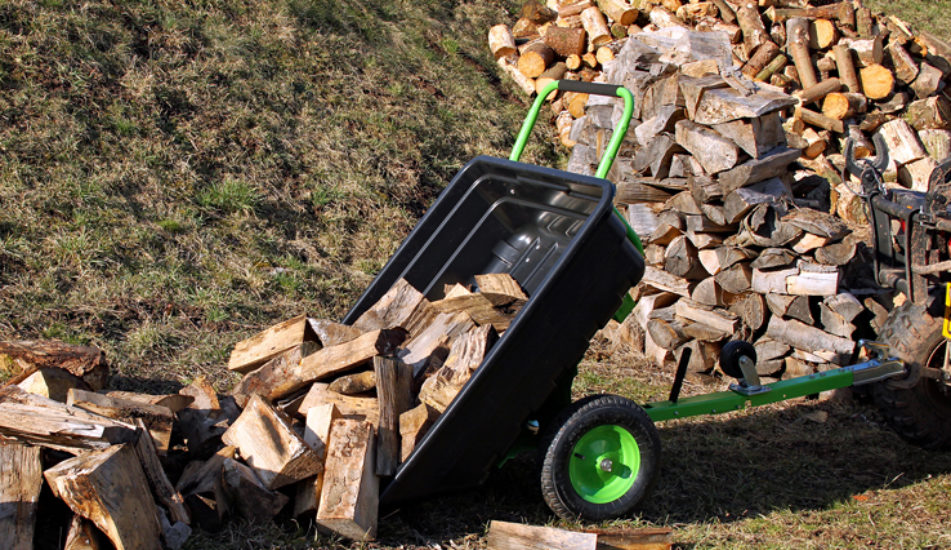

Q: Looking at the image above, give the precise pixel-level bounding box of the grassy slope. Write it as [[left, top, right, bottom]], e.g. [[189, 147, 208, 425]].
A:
[[3, 1, 951, 549]]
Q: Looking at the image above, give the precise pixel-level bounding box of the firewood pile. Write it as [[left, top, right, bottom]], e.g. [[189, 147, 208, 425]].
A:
[[490, 0, 951, 380], [0, 274, 526, 548]]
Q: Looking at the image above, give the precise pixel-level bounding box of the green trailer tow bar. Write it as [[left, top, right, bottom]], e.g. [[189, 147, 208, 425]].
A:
[[509, 79, 643, 322], [644, 341, 906, 422]]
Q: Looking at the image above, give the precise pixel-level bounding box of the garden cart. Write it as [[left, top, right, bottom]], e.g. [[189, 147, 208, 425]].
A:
[[340, 80, 938, 521]]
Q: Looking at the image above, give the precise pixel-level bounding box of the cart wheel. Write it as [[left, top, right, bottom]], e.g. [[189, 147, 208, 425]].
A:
[[719, 340, 756, 379], [540, 395, 660, 520]]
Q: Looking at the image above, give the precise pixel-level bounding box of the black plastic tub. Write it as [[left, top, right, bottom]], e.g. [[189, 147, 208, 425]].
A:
[[341, 155, 645, 506]]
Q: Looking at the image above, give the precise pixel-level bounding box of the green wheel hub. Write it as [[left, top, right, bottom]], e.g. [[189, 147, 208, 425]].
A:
[[568, 424, 640, 503]]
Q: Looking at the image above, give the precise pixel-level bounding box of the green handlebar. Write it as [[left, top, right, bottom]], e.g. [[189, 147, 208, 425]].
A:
[[508, 80, 643, 322]]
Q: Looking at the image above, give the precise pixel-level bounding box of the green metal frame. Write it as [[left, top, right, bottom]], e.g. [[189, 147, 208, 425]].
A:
[[509, 80, 643, 321]]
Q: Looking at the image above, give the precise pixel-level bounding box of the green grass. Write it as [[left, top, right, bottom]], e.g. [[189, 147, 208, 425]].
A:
[[865, 0, 951, 38], [3, 0, 951, 548]]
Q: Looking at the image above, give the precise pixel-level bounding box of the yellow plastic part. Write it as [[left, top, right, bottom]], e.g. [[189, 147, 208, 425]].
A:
[[943, 283, 951, 339]]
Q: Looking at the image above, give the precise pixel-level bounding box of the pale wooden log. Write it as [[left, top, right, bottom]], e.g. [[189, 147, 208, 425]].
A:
[[715, 262, 753, 293], [536, 62, 569, 97], [44, 444, 162, 550], [512, 17, 539, 39], [0, 340, 109, 390], [316, 419, 378, 542], [646, 318, 689, 351], [716, 246, 757, 272], [918, 31, 951, 77], [752, 247, 797, 270], [742, 41, 780, 79], [648, 6, 685, 28], [887, 42, 919, 85], [294, 403, 340, 516], [228, 314, 314, 373], [328, 370, 377, 395], [489, 25, 517, 59], [907, 97, 951, 132], [911, 62, 944, 99], [682, 322, 731, 343], [465, 272, 527, 305], [734, 0, 770, 52], [178, 378, 239, 458], [487, 520, 597, 550], [855, 5, 873, 37], [723, 177, 788, 224], [689, 82, 797, 126], [616, 180, 674, 203], [518, 39, 556, 79], [300, 383, 379, 426], [131, 420, 190, 525], [767, 315, 855, 356], [644, 327, 674, 367], [16, 367, 85, 403], [688, 175, 723, 204], [597, 0, 637, 25], [353, 279, 431, 335], [633, 106, 685, 149], [713, 112, 785, 159], [220, 458, 289, 519], [222, 395, 323, 489], [64, 515, 109, 550], [65, 390, 170, 456], [767, 3, 855, 25], [633, 292, 679, 329], [648, 223, 682, 246], [816, 53, 836, 80], [399, 403, 439, 462], [795, 78, 842, 105], [819, 303, 855, 338], [642, 265, 693, 297], [832, 43, 861, 93], [822, 92, 866, 120], [664, 235, 708, 280], [581, 6, 611, 47], [558, 0, 596, 18], [920, 129, 951, 161], [700, 203, 731, 227], [400, 311, 475, 376], [0, 386, 137, 452], [876, 119, 927, 166], [306, 319, 359, 348], [797, 127, 828, 159], [498, 56, 537, 95], [432, 292, 514, 332], [787, 18, 818, 88], [798, 106, 844, 133], [859, 64, 894, 100], [766, 293, 813, 324], [374, 357, 414, 476], [848, 37, 884, 68], [103, 391, 193, 414], [728, 292, 766, 330], [418, 324, 496, 415], [565, 54, 582, 71], [674, 120, 740, 175], [685, 214, 736, 233], [556, 110, 576, 148], [674, 300, 740, 334], [677, 3, 718, 23], [634, 134, 683, 179], [815, 235, 859, 265], [719, 146, 801, 193], [236, 330, 403, 402], [752, 267, 799, 294], [0, 440, 42, 550], [792, 232, 830, 253], [809, 19, 837, 50], [786, 268, 838, 296], [691, 277, 727, 307], [900, 156, 938, 192]]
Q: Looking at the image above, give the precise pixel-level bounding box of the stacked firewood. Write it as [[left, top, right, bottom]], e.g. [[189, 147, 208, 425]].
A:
[[491, 0, 951, 222], [0, 274, 526, 547], [490, 0, 951, 379]]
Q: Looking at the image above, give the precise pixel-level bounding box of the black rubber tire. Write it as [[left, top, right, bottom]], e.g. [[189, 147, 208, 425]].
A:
[[539, 395, 661, 520], [873, 301, 951, 450], [720, 340, 756, 380]]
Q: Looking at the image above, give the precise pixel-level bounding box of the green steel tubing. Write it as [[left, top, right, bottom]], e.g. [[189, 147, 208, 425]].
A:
[[644, 368, 857, 423]]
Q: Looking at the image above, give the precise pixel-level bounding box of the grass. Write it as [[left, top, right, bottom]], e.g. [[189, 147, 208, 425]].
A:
[[2, 0, 950, 548]]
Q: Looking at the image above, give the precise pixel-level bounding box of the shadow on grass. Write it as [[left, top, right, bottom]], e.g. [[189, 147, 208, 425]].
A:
[[378, 396, 951, 544]]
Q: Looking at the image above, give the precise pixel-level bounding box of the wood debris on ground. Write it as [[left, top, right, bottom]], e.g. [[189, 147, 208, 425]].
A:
[[486, 520, 672, 550], [0, 273, 531, 546], [492, 0, 951, 381]]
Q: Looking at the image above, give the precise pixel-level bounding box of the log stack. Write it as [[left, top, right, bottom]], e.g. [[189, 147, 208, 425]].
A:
[[491, 0, 951, 379], [0, 274, 527, 546]]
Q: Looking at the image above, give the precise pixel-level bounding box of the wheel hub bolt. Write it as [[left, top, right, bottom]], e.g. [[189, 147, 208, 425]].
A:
[[599, 458, 613, 472]]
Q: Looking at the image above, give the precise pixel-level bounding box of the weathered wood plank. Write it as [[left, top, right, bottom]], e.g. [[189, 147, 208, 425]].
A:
[[316, 419, 378, 542], [0, 440, 42, 550]]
